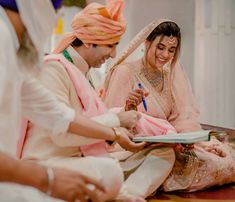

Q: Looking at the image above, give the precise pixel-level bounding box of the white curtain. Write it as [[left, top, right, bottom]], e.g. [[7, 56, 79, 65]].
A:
[[194, 0, 235, 128]]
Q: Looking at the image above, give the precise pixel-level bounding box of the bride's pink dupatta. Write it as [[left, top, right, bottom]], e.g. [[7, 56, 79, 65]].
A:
[[17, 54, 176, 158]]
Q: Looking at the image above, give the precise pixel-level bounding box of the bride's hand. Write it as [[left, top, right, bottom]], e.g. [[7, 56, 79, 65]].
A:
[[125, 89, 149, 111]]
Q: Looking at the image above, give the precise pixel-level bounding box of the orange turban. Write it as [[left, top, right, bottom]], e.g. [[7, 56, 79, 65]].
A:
[[53, 0, 126, 53]]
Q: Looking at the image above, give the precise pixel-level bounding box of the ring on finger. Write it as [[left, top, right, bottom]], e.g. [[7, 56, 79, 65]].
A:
[[86, 184, 96, 192]]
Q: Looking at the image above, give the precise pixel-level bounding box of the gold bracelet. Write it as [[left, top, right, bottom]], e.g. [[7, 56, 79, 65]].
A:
[[106, 127, 122, 146], [106, 127, 121, 146], [112, 127, 121, 141]]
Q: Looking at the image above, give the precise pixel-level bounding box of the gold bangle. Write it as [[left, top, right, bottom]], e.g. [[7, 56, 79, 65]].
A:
[[106, 127, 121, 146], [112, 127, 121, 141], [110, 127, 121, 146]]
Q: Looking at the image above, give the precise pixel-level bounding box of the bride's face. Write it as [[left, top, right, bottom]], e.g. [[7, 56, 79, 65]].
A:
[[146, 35, 178, 70]]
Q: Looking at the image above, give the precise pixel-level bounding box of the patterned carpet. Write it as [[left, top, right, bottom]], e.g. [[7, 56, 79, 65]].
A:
[[147, 184, 235, 202]]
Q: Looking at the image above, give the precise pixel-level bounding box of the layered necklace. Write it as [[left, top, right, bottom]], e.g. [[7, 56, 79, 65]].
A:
[[140, 59, 164, 91]]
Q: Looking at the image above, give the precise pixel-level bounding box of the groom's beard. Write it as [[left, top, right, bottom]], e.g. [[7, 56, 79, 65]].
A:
[[17, 32, 41, 75]]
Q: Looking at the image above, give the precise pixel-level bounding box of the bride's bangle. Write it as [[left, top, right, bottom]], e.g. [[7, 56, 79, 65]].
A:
[[46, 167, 54, 196]]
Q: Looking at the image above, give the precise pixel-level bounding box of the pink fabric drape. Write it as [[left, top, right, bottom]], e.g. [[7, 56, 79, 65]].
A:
[[53, 0, 126, 54], [168, 62, 201, 132]]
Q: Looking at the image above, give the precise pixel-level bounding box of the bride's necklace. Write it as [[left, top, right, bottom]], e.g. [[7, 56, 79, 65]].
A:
[[140, 60, 164, 90]]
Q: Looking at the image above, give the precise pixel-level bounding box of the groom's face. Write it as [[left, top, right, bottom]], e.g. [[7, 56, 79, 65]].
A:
[[88, 42, 119, 68]]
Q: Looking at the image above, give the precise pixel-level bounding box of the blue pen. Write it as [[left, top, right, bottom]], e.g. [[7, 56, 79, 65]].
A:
[[138, 83, 148, 112]]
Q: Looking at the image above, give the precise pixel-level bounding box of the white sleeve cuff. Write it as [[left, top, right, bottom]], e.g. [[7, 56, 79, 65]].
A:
[[91, 113, 120, 127]]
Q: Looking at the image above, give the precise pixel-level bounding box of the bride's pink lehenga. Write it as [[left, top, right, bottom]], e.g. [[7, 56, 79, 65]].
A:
[[163, 138, 235, 192], [103, 19, 235, 192]]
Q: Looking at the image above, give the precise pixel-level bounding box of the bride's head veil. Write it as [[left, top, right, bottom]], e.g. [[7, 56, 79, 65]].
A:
[[104, 19, 200, 130]]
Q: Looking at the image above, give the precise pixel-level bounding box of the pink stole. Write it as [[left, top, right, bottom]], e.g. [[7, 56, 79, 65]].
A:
[[17, 54, 177, 158]]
